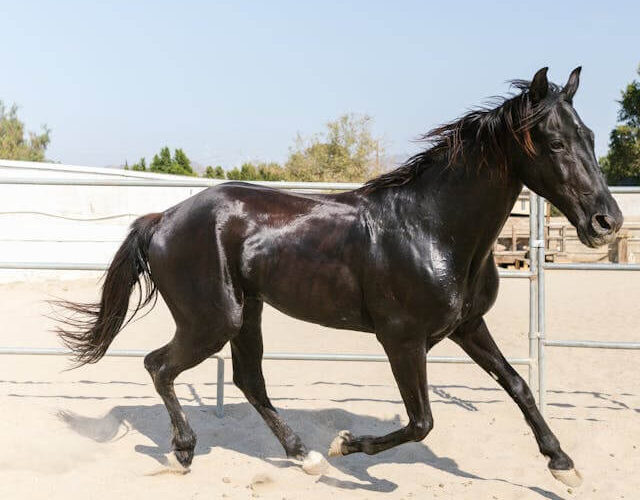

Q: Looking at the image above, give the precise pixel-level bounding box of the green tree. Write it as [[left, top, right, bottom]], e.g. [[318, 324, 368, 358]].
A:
[[150, 147, 173, 174], [225, 161, 288, 181], [226, 162, 258, 180], [148, 147, 196, 176], [204, 165, 225, 179], [226, 166, 242, 180], [256, 161, 287, 181], [285, 113, 383, 182], [600, 65, 640, 185], [0, 101, 50, 161], [173, 148, 193, 175], [239, 162, 258, 180], [130, 157, 147, 171]]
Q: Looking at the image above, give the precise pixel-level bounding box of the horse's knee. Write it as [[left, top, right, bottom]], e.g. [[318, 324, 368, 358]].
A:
[[411, 417, 434, 442], [510, 376, 525, 395], [509, 376, 536, 407]]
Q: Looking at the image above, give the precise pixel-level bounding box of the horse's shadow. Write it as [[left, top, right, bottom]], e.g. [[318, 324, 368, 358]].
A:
[[58, 402, 563, 499]]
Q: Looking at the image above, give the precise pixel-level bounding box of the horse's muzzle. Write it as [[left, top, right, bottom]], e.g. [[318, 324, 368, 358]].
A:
[[578, 211, 624, 248]]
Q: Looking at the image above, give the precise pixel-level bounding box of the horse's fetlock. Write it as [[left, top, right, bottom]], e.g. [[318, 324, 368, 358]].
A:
[[548, 452, 574, 471], [411, 418, 433, 441], [173, 432, 196, 452], [539, 434, 561, 456], [284, 435, 306, 459], [362, 440, 375, 455]]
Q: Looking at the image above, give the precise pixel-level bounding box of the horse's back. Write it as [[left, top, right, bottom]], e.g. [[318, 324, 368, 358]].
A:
[[226, 184, 372, 330], [148, 182, 374, 332]]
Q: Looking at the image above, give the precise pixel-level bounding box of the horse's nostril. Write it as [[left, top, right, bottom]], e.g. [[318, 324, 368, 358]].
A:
[[591, 213, 614, 235], [596, 214, 612, 231]]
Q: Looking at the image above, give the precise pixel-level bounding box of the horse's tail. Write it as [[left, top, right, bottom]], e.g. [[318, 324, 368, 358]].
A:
[[56, 213, 162, 367]]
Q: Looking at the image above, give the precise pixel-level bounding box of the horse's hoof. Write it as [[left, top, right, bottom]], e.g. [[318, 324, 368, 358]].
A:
[[550, 467, 583, 487], [174, 449, 194, 469], [152, 452, 190, 475], [328, 430, 352, 457], [146, 455, 190, 476], [301, 450, 328, 475]]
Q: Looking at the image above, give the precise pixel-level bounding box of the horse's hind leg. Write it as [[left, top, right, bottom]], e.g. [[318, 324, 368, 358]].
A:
[[144, 332, 226, 468], [451, 318, 582, 487], [231, 298, 328, 474]]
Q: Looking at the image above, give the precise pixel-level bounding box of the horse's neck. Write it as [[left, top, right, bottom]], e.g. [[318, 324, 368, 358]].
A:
[[394, 161, 523, 260]]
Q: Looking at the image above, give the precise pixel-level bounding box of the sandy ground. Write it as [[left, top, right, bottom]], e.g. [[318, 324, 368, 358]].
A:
[[0, 272, 639, 499]]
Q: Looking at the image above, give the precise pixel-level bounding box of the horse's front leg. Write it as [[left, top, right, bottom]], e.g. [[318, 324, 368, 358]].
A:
[[451, 317, 582, 487], [328, 336, 433, 457]]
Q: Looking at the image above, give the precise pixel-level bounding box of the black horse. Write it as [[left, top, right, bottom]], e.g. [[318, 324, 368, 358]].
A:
[[58, 67, 622, 486]]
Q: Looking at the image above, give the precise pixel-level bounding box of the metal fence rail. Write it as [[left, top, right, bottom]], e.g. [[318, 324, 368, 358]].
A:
[[0, 346, 225, 418], [0, 175, 363, 190], [0, 261, 536, 278], [542, 340, 640, 349], [1, 161, 638, 417], [0, 345, 531, 420], [535, 190, 640, 416], [0, 165, 537, 417], [544, 262, 640, 271]]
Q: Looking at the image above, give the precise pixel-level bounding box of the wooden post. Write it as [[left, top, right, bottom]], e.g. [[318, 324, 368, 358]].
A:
[[545, 225, 550, 255], [617, 233, 629, 264]]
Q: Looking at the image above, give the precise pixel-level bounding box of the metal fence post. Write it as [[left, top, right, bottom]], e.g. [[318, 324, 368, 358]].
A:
[[528, 193, 538, 393], [537, 196, 547, 415], [216, 356, 225, 418]]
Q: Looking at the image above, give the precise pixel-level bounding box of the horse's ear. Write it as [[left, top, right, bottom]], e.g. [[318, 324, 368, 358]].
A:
[[530, 67, 549, 104], [562, 66, 581, 103]]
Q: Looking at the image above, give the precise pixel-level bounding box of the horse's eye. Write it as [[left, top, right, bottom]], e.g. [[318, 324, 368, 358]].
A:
[[550, 140, 564, 151]]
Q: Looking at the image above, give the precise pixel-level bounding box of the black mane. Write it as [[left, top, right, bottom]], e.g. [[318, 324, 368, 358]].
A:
[[362, 80, 563, 192]]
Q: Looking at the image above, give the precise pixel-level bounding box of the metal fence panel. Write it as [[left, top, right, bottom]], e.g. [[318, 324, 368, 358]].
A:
[[2, 162, 637, 417], [535, 196, 640, 416]]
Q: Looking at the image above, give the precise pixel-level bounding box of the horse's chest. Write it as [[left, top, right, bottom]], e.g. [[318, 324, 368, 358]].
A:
[[365, 247, 499, 334], [459, 261, 501, 320]]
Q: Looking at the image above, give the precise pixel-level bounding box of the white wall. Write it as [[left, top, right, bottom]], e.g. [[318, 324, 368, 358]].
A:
[[2, 160, 639, 283], [611, 193, 640, 219], [0, 162, 207, 282]]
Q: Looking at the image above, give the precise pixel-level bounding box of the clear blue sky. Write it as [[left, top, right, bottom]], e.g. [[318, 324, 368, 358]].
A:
[[1, 1, 639, 169]]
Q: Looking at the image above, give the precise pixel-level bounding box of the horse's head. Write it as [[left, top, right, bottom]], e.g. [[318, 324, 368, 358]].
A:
[[514, 67, 623, 248]]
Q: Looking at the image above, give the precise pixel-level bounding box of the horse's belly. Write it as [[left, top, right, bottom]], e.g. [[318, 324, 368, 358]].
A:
[[249, 256, 372, 332], [264, 294, 373, 332]]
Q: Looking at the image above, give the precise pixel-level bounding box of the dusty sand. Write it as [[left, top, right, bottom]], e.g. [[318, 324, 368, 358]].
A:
[[0, 272, 639, 499]]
